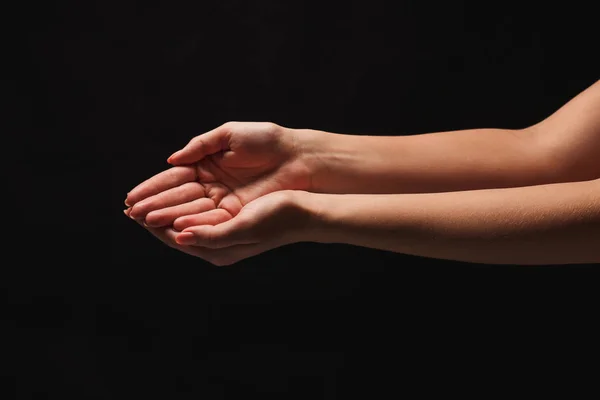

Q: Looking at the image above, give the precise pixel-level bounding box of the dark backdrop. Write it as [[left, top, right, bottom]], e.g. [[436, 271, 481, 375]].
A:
[[4, 0, 600, 398]]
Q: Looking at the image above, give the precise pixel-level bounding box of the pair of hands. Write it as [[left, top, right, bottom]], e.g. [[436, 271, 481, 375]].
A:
[[124, 122, 319, 266]]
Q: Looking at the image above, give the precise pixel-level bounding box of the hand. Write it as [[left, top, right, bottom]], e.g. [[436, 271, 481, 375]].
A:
[[125, 121, 314, 226], [125, 190, 315, 266]]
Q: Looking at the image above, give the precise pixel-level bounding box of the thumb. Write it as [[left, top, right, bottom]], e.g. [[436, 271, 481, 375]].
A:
[[175, 217, 255, 248], [167, 124, 230, 165]]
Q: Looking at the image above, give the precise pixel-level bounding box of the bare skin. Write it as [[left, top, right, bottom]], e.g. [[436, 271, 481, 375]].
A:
[[125, 79, 600, 266], [126, 122, 311, 228]]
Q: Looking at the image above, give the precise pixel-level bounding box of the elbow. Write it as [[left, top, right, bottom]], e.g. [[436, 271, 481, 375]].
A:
[[526, 123, 600, 184]]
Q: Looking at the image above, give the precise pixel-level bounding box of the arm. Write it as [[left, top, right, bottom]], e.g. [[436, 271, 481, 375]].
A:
[[300, 79, 600, 194], [303, 178, 600, 265]]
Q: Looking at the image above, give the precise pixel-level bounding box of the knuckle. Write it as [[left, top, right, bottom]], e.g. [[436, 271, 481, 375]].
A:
[[172, 218, 187, 231], [222, 121, 238, 130], [260, 121, 281, 134], [189, 135, 204, 146], [174, 166, 197, 182], [264, 121, 279, 131]]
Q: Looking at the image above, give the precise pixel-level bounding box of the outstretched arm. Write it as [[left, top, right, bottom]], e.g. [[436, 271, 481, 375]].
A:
[[299, 79, 600, 194], [302, 177, 600, 265], [132, 178, 600, 266]]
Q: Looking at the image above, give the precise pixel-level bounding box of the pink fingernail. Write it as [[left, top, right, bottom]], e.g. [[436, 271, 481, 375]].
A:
[[167, 152, 179, 163], [176, 232, 195, 245]]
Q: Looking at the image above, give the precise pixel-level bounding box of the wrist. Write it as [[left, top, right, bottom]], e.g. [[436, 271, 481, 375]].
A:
[[290, 190, 335, 243], [291, 128, 340, 193]]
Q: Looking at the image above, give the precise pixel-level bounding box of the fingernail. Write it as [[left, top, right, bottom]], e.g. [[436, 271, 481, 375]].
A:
[[124, 198, 131, 206], [176, 232, 195, 245], [123, 208, 131, 217]]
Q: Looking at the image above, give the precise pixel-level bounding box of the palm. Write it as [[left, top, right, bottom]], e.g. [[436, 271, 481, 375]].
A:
[[126, 122, 310, 228], [197, 137, 307, 215]]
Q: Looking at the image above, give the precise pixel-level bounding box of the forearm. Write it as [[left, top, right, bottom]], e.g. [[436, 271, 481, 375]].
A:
[[301, 179, 600, 265], [299, 126, 556, 194], [299, 80, 600, 195]]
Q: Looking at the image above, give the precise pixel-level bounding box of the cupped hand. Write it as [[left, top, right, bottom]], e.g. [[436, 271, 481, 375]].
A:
[[125, 190, 315, 266], [125, 121, 314, 226]]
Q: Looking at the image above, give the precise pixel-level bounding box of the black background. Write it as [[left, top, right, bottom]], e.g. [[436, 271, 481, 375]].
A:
[[4, 0, 600, 398]]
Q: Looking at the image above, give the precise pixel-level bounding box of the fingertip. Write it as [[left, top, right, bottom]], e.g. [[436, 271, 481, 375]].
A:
[[167, 151, 181, 164], [181, 226, 200, 234], [176, 232, 196, 245], [125, 191, 139, 206], [172, 217, 186, 231], [128, 206, 143, 220], [145, 212, 166, 228], [123, 208, 131, 217]]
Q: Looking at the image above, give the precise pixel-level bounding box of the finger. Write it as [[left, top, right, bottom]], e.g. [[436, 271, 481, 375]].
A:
[[176, 217, 255, 248], [146, 225, 267, 266], [126, 166, 197, 206], [139, 218, 235, 262], [144, 198, 216, 227], [135, 219, 205, 258], [129, 182, 206, 220], [129, 208, 275, 266], [167, 124, 230, 165], [173, 208, 232, 231], [128, 211, 199, 257]]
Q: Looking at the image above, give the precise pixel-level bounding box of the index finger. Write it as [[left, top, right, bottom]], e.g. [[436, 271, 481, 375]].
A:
[[126, 165, 197, 206]]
